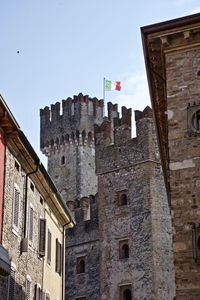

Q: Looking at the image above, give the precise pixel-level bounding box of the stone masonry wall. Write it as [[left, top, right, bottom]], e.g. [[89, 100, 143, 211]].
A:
[[65, 194, 100, 300], [40, 94, 103, 203], [1, 147, 44, 299], [95, 107, 175, 300], [166, 46, 200, 299]]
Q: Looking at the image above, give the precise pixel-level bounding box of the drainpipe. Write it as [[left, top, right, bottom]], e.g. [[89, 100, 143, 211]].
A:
[[62, 217, 72, 300], [21, 161, 40, 253]]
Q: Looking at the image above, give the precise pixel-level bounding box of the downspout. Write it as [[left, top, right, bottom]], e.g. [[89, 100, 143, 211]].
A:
[[21, 160, 40, 252], [62, 217, 72, 300]]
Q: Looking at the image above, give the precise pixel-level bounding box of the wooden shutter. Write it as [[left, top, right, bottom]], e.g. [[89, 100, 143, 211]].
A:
[[55, 239, 62, 275], [13, 186, 20, 228], [26, 279, 31, 300], [39, 219, 46, 257], [8, 269, 16, 300], [29, 206, 34, 243], [34, 284, 42, 300], [47, 229, 52, 264]]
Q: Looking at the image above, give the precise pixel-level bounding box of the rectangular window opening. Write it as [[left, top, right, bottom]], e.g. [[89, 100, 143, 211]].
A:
[[13, 185, 20, 231], [47, 229, 52, 265]]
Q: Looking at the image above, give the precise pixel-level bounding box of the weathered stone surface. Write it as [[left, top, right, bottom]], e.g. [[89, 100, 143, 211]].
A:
[[96, 110, 175, 300], [42, 96, 175, 299]]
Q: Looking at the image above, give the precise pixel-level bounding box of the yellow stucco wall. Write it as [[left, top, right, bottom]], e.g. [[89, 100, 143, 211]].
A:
[[43, 204, 63, 300]]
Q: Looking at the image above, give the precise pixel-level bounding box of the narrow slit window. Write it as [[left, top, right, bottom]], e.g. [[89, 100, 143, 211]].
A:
[[77, 257, 85, 274], [119, 240, 129, 259], [61, 156, 65, 165]]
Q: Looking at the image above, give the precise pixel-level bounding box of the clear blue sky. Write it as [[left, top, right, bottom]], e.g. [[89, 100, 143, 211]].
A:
[[1, 0, 200, 164]]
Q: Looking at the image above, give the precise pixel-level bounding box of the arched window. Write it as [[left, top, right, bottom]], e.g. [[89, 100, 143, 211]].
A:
[[119, 240, 129, 259], [50, 139, 54, 147], [56, 137, 59, 145], [60, 135, 64, 145], [123, 289, 132, 300], [71, 132, 75, 143], [117, 190, 128, 206], [192, 109, 200, 131], [88, 132, 92, 146], [61, 156, 65, 165], [77, 257, 85, 274], [65, 134, 70, 144], [122, 244, 129, 258]]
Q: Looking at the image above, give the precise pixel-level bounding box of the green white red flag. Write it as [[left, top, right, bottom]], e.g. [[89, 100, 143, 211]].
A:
[[105, 79, 121, 91]]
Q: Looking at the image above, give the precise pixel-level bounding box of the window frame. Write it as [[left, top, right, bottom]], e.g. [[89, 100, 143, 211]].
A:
[[119, 284, 132, 300], [12, 183, 20, 233], [28, 203, 34, 247], [76, 256, 86, 274], [38, 218, 46, 257], [116, 190, 128, 207], [119, 239, 130, 259], [55, 238, 62, 276], [47, 229, 52, 265]]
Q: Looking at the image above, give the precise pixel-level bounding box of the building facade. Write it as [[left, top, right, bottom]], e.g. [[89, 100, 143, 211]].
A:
[[142, 12, 200, 300], [0, 95, 74, 300], [40, 95, 175, 300]]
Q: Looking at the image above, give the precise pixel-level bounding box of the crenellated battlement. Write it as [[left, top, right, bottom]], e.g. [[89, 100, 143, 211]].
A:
[[95, 106, 158, 175], [66, 194, 99, 236], [40, 93, 104, 155], [94, 105, 132, 146], [40, 93, 104, 125]]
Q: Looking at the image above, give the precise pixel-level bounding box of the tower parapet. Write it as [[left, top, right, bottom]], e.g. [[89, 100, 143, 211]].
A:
[[95, 106, 156, 175], [40, 93, 104, 155]]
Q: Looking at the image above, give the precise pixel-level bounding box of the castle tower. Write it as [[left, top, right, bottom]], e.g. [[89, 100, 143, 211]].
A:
[[40, 93, 104, 203], [95, 106, 175, 300]]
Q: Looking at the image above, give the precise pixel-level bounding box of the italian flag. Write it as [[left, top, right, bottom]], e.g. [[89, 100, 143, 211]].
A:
[[105, 79, 121, 91]]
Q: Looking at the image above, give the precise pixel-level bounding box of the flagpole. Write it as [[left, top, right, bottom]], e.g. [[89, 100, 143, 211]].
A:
[[103, 77, 106, 101]]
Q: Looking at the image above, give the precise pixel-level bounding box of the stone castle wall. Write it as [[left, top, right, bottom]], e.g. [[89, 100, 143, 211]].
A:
[[65, 194, 100, 300], [41, 94, 174, 300], [40, 93, 104, 202], [95, 106, 175, 300]]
